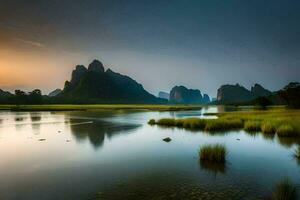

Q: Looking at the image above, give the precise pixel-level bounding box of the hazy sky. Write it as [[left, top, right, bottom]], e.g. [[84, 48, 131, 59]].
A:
[[0, 0, 299, 97]]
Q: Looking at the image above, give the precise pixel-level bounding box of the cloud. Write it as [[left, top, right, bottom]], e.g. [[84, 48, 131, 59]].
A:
[[13, 38, 45, 48]]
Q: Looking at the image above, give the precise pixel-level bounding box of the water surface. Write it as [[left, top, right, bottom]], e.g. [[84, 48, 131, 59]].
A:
[[0, 107, 299, 200]]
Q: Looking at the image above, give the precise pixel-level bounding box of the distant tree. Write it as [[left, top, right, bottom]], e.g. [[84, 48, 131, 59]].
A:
[[254, 96, 272, 109], [28, 89, 42, 104], [14, 90, 27, 104], [279, 82, 300, 108]]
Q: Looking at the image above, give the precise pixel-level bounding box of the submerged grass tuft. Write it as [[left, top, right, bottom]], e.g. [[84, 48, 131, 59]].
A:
[[199, 144, 227, 163], [273, 178, 297, 200]]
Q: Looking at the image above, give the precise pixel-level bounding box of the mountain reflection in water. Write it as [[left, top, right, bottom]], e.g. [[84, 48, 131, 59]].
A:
[[69, 119, 140, 148]]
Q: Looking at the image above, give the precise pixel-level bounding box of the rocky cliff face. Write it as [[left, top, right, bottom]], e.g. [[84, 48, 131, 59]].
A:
[[48, 89, 62, 97], [251, 84, 272, 97], [169, 86, 209, 104], [59, 59, 166, 103], [202, 94, 210, 103], [217, 83, 272, 103]]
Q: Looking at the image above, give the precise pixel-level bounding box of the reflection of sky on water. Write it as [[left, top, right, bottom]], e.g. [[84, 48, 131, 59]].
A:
[[0, 108, 299, 200]]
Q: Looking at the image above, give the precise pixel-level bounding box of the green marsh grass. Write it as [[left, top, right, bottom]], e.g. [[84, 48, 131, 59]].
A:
[[261, 122, 277, 134], [151, 108, 300, 138], [204, 119, 243, 132], [244, 120, 261, 132], [199, 144, 227, 163], [277, 124, 297, 137], [156, 118, 176, 126], [273, 178, 297, 200], [179, 118, 206, 129], [148, 119, 156, 125]]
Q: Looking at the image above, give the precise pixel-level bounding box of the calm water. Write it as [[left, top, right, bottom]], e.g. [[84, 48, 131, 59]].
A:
[[0, 106, 299, 200]]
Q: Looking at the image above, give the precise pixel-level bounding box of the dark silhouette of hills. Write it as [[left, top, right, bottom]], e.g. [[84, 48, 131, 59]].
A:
[[0, 89, 13, 98], [251, 84, 272, 97], [57, 60, 166, 103], [169, 86, 210, 104], [48, 89, 62, 97], [203, 94, 211, 103], [215, 82, 300, 108], [216, 83, 272, 103], [0, 58, 298, 107]]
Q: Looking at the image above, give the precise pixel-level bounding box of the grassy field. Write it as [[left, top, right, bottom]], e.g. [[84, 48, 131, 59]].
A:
[[0, 104, 203, 111], [149, 108, 300, 137]]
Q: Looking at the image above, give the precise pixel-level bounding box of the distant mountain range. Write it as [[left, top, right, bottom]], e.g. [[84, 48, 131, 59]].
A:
[[216, 83, 272, 103], [0, 59, 298, 107], [169, 86, 210, 104], [56, 60, 166, 103], [215, 82, 300, 108]]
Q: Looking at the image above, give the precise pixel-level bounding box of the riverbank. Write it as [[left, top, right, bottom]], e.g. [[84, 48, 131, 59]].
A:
[[0, 104, 203, 111]]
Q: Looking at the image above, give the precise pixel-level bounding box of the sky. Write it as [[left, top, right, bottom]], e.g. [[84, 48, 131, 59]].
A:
[[0, 0, 299, 97]]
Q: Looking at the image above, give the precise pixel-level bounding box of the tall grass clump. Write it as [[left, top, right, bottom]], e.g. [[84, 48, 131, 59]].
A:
[[277, 124, 298, 137], [156, 118, 176, 126], [199, 144, 227, 163], [148, 119, 156, 125], [273, 178, 297, 200], [154, 118, 207, 130], [261, 122, 277, 134], [244, 120, 261, 132], [182, 118, 206, 130], [204, 119, 243, 132]]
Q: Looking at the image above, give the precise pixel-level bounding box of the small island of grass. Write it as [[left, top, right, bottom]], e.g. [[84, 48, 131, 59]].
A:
[[149, 108, 300, 137], [199, 144, 227, 163]]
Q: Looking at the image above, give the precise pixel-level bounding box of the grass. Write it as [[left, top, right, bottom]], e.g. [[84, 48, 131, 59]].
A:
[[204, 119, 243, 131], [273, 178, 297, 200], [156, 118, 176, 126], [261, 122, 277, 134], [0, 104, 202, 112], [148, 119, 156, 125], [244, 120, 261, 132], [277, 124, 297, 137], [199, 144, 227, 163], [150, 108, 300, 137], [151, 118, 243, 131]]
